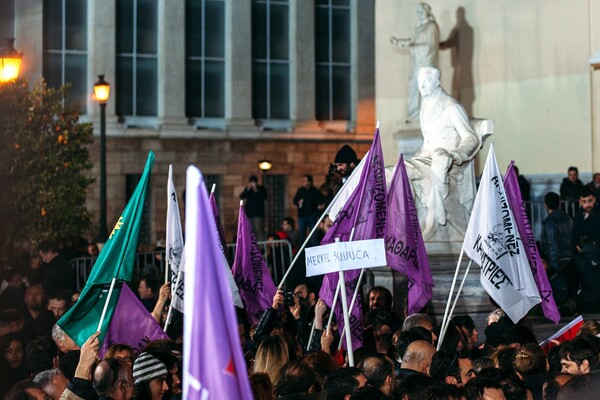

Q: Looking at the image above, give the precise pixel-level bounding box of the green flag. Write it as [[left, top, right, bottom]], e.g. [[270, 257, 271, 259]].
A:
[[57, 152, 155, 346]]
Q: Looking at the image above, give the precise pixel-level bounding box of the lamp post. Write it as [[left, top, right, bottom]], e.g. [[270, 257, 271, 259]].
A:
[[0, 38, 23, 82], [94, 75, 110, 242], [258, 159, 273, 184]]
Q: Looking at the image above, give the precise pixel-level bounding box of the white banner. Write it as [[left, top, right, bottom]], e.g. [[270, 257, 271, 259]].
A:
[[305, 239, 387, 277]]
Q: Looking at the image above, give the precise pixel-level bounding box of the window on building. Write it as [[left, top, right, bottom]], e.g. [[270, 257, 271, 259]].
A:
[[116, 0, 158, 120], [185, 0, 226, 125], [252, 0, 290, 124], [126, 174, 152, 246], [43, 0, 88, 113], [263, 174, 286, 235], [315, 0, 351, 121]]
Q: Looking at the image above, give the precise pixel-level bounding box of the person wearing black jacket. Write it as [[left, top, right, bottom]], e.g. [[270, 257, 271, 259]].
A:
[[566, 233, 600, 313]]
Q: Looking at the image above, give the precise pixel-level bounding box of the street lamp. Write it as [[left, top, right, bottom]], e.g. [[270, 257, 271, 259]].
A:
[[258, 160, 273, 173], [0, 38, 23, 82], [94, 75, 110, 242]]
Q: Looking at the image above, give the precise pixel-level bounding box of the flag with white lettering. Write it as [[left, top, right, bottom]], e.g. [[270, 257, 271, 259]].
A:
[[319, 128, 387, 350], [386, 154, 434, 314], [183, 166, 253, 400], [504, 162, 560, 324], [232, 204, 277, 324], [166, 165, 185, 312], [463, 144, 541, 323]]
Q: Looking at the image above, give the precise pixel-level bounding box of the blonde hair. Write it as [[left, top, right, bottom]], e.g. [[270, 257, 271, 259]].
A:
[[253, 335, 289, 386], [579, 320, 600, 337]]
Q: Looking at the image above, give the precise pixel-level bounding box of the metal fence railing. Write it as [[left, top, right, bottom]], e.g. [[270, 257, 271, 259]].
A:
[[524, 200, 579, 239], [71, 239, 294, 291]]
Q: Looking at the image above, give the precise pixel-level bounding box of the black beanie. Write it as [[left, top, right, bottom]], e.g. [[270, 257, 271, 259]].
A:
[[334, 145, 358, 164], [484, 316, 514, 347]]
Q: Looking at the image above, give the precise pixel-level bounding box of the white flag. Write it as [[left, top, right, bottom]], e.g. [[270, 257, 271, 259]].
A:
[[166, 165, 185, 312], [463, 144, 541, 323]]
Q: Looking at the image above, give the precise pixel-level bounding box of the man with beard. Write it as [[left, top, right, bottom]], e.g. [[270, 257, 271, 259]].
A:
[[571, 187, 600, 250], [23, 285, 55, 338]]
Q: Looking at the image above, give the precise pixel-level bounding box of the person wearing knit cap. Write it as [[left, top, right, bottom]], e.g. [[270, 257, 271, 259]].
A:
[[330, 144, 359, 193], [133, 352, 169, 400]]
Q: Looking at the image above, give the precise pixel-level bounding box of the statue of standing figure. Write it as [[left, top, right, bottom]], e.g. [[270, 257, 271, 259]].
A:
[[397, 66, 493, 242], [390, 2, 440, 123]]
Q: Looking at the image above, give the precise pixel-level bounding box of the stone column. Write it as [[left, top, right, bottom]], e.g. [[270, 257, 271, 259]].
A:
[[225, 0, 254, 131], [351, 0, 375, 134], [158, 0, 187, 129], [14, 0, 43, 83]]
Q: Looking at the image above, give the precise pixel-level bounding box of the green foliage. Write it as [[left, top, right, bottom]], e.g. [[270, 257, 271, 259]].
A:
[[0, 79, 94, 252]]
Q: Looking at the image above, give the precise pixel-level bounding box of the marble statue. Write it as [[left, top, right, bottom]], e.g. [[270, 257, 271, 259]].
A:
[[390, 2, 440, 123], [398, 66, 493, 242]]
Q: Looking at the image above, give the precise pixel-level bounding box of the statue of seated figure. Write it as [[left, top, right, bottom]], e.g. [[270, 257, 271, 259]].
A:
[[397, 66, 493, 241]]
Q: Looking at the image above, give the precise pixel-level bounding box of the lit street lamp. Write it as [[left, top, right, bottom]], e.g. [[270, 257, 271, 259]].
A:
[[94, 75, 110, 242], [0, 38, 22, 82]]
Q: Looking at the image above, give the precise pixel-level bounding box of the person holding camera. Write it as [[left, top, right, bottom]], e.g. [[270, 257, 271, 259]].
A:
[[240, 175, 268, 241]]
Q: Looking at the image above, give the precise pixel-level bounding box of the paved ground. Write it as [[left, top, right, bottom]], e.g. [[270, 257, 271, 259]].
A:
[[370, 254, 594, 345]]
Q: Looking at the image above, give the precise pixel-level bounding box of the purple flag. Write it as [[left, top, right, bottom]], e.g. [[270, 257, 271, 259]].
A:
[[232, 204, 277, 325], [183, 166, 253, 400], [386, 155, 434, 315], [318, 128, 387, 350], [210, 192, 234, 267], [99, 283, 169, 358], [503, 162, 560, 323]]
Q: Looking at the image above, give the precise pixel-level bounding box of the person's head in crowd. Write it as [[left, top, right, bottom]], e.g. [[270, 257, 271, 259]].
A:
[[485, 316, 514, 353], [254, 334, 290, 386], [318, 215, 333, 235], [498, 376, 530, 400], [559, 335, 600, 375], [275, 360, 322, 398], [70, 291, 80, 306], [436, 320, 467, 354], [293, 283, 317, 309], [513, 343, 547, 379], [47, 292, 70, 320], [323, 367, 367, 400], [394, 373, 437, 400], [38, 241, 60, 264], [566, 166, 580, 183], [492, 347, 517, 377], [578, 187, 596, 214], [358, 353, 396, 397], [133, 352, 169, 400], [146, 350, 182, 397], [33, 369, 69, 400], [395, 327, 433, 362], [282, 217, 296, 234], [0, 309, 25, 337], [4, 380, 51, 400], [419, 383, 464, 400], [368, 286, 393, 311], [87, 242, 100, 257], [544, 191, 561, 212], [1, 332, 25, 369], [138, 276, 159, 301], [58, 350, 80, 382], [51, 324, 78, 354], [463, 377, 506, 400], [556, 374, 599, 400], [486, 309, 506, 325], [452, 315, 478, 350], [403, 313, 437, 343], [25, 336, 59, 377], [430, 350, 475, 387], [472, 357, 495, 375], [475, 367, 504, 381], [25, 285, 47, 314], [250, 373, 274, 400], [503, 325, 537, 348], [104, 343, 135, 369], [302, 351, 340, 389], [401, 340, 437, 376], [94, 358, 134, 400], [364, 308, 394, 354], [4, 267, 25, 290], [280, 330, 303, 361], [352, 345, 377, 366], [333, 145, 359, 179], [547, 344, 564, 375], [579, 320, 600, 337], [543, 373, 573, 400]]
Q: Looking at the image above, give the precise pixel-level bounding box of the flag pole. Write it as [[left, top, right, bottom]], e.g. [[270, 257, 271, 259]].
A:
[[164, 269, 182, 331], [437, 248, 466, 351], [325, 281, 341, 330], [438, 259, 473, 347], [338, 269, 354, 366], [337, 268, 365, 351], [97, 277, 118, 331]]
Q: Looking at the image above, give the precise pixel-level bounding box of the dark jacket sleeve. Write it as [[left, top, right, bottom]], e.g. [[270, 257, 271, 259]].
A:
[[253, 307, 278, 345]]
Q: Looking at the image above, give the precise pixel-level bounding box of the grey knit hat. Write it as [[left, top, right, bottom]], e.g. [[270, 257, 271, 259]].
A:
[[132, 352, 168, 384]]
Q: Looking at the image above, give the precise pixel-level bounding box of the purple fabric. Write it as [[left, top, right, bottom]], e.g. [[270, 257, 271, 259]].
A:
[[183, 166, 253, 400], [318, 129, 386, 350], [232, 204, 277, 325], [99, 284, 169, 358], [503, 162, 560, 323], [386, 155, 434, 314], [210, 192, 234, 267]]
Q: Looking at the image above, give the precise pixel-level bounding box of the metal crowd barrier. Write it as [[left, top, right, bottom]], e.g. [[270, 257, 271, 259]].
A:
[[524, 200, 579, 239], [71, 240, 293, 291]]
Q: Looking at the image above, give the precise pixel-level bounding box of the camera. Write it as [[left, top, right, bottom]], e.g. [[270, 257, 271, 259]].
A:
[[284, 290, 296, 307], [328, 163, 338, 177]]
